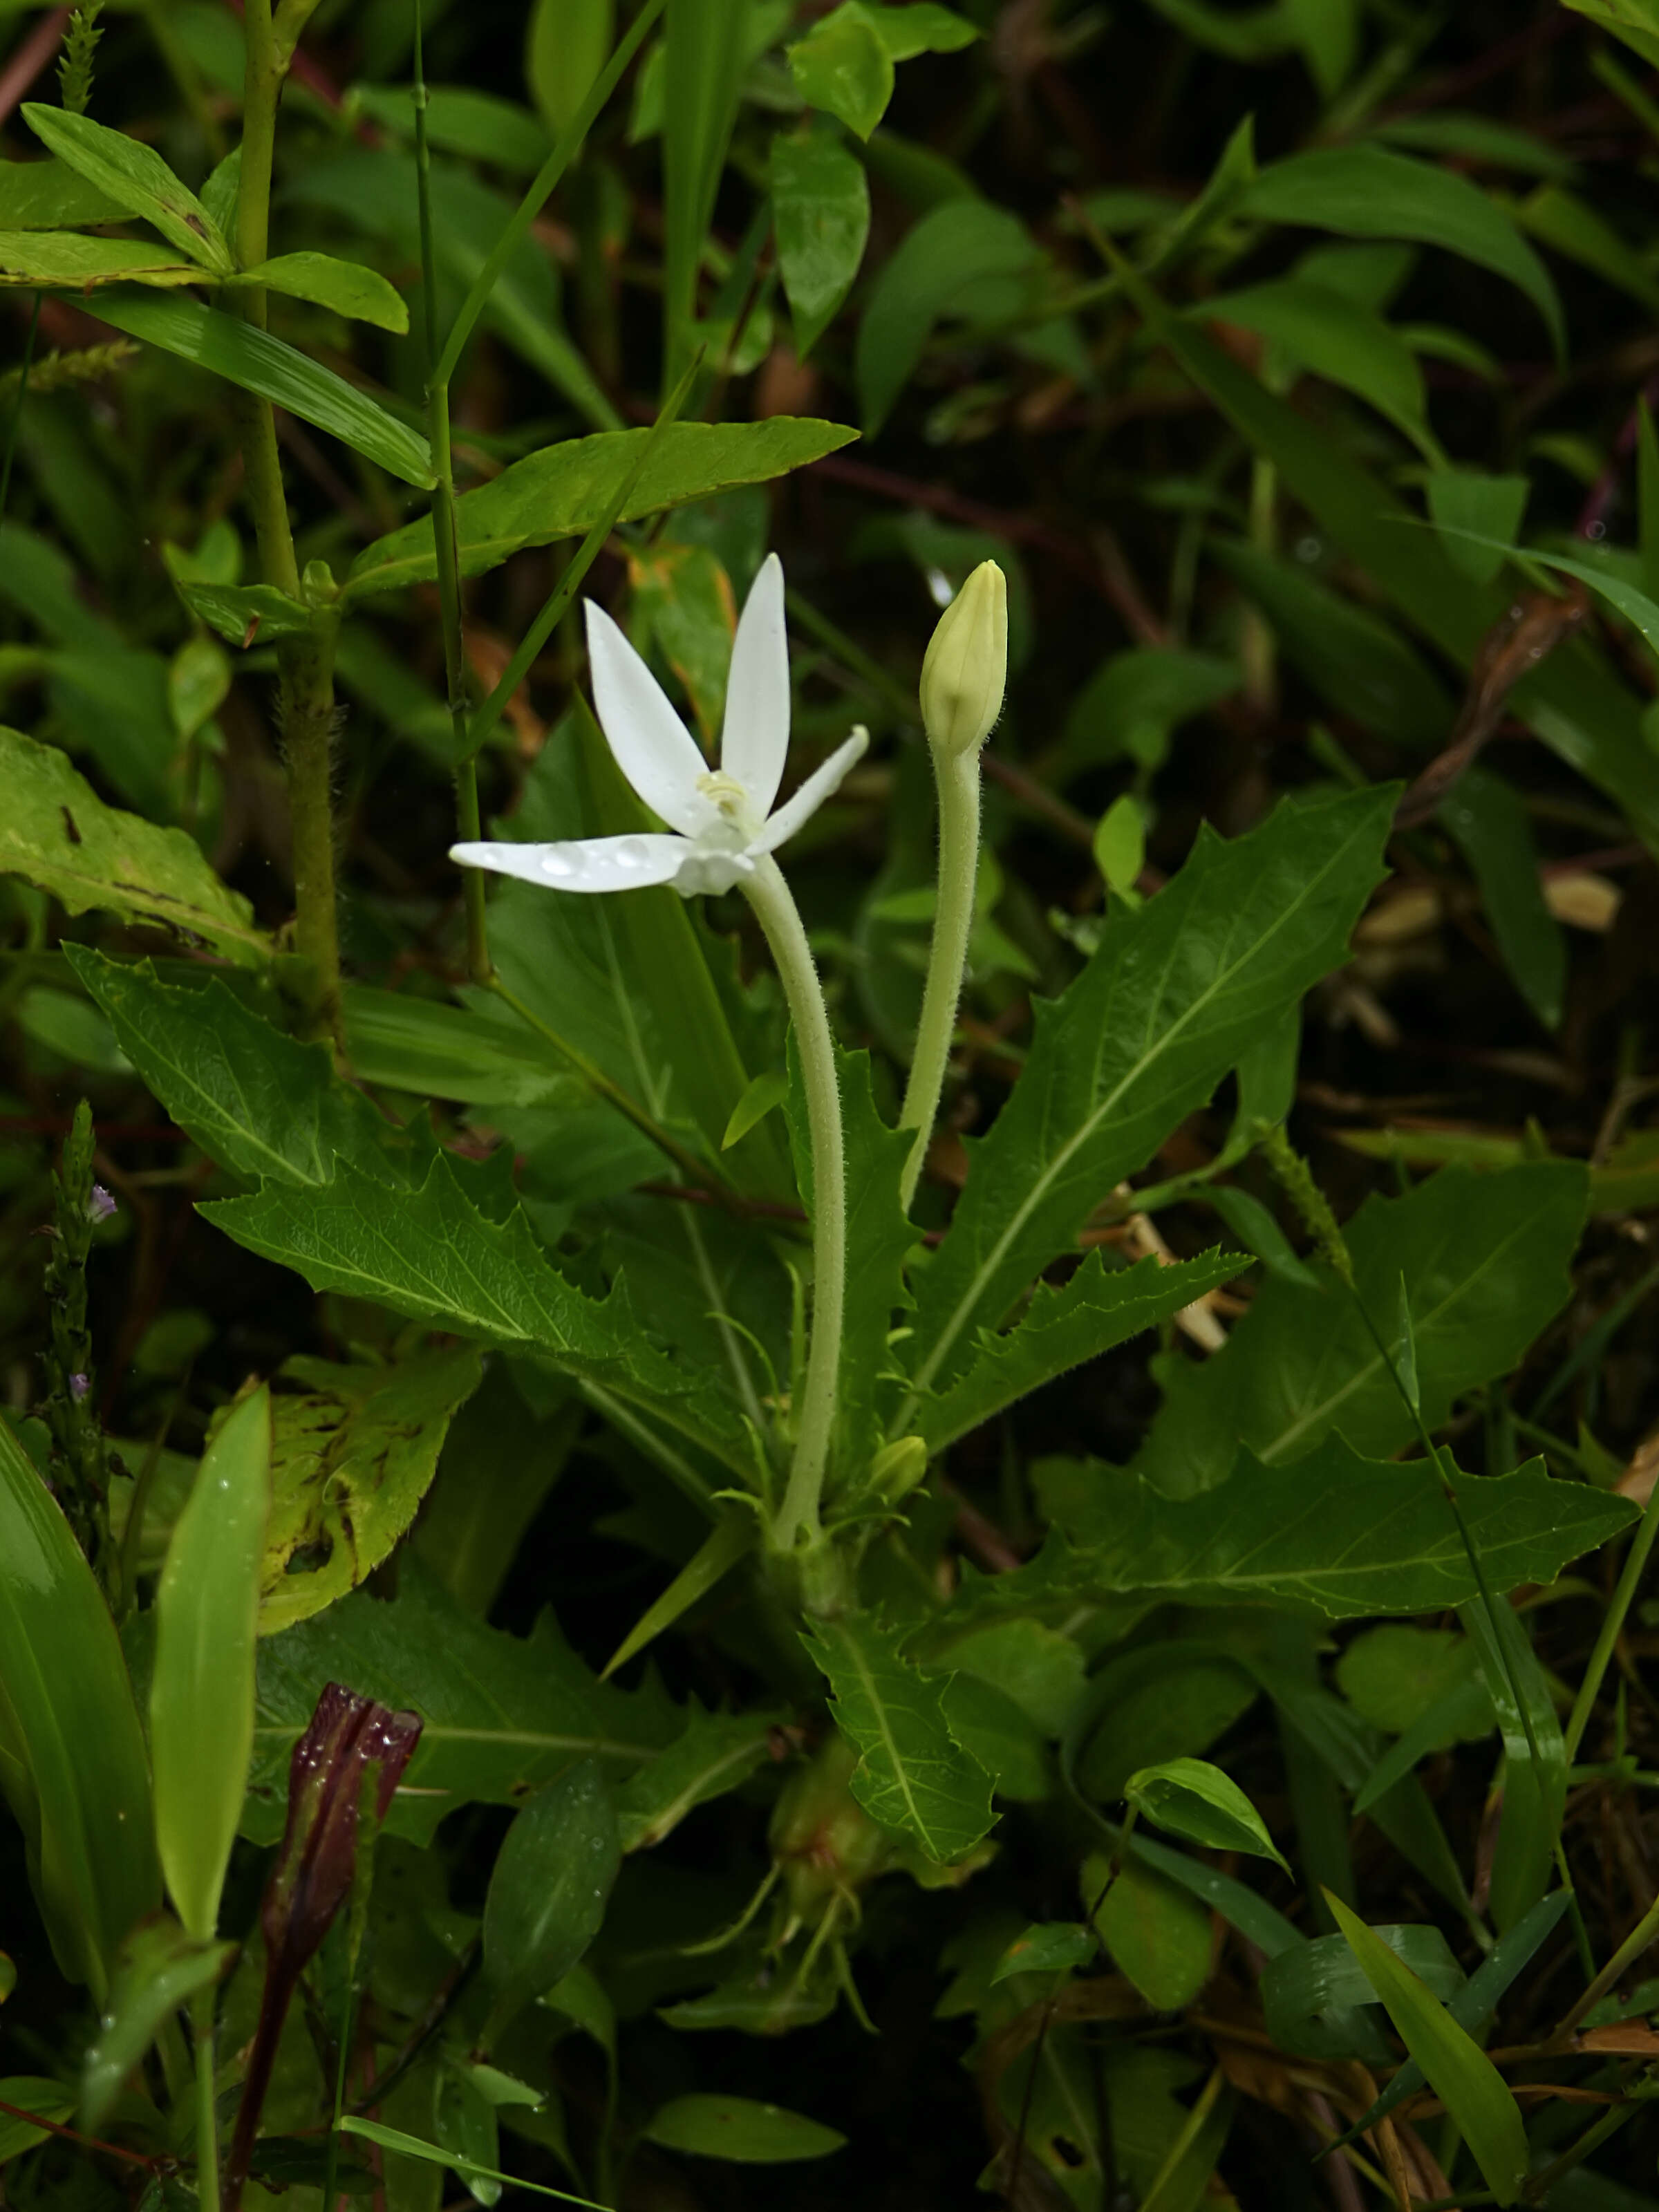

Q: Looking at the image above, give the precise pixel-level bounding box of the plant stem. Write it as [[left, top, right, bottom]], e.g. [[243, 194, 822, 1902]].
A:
[[744, 854, 845, 1558], [233, 0, 341, 1038], [1564, 1471, 1659, 1764], [193, 1989, 220, 2212], [898, 742, 980, 1211]]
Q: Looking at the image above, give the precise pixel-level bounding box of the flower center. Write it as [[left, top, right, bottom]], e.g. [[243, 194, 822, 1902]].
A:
[[695, 769, 760, 844]]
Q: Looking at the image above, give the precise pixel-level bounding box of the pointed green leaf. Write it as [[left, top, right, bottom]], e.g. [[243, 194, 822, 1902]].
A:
[[855, 198, 1035, 433], [0, 2081, 74, 2165], [346, 418, 855, 597], [338, 2119, 604, 2209], [601, 1515, 753, 1678], [482, 1761, 619, 2023], [1326, 1893, 1528, 2204], [902, 784, 1394, 1412], [771, 122, 871, 357], [1461, 1597, 1566, 1933], [1125, 1756, 1290, 1871], [151, 1388, 270, 1941], [1195, 277, 1428, 444], [615, 1705, 785, 1852], [229, 250, 410, 332], [1438, 767, 1566, 1031], [1138, 1163, 1586, 1497], [174, 577, 316, 644], [0, 730, 267, 966], [915, 1248, 1243, 1454], [991, 1922, 1095, 1983], [643, 2094, 847, 2164], [22, 104, 232, 272], [0, 1419, 160, 1999], [80, 1916, 234, 2131], [1426, 469, 1530, 585], [0, 231, 200, 287], [722, 1068, 789, 1150], [84, 288, 433, 486], [788, 7, 894, 138], [0, 156, 133, 229], [803, 1615, 994, 1864]]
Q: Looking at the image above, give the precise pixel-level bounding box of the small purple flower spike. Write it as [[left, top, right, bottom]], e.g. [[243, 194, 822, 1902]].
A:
[[87, 1185, 115, 1224], [69, 1373, 90, 1402]]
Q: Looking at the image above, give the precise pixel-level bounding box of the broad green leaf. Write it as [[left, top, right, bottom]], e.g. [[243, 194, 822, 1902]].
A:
[[1518, 182, 1659, 312], [626, 536, 735, 740], [855, 198, 1036, 433], [339, 2119, 604, 2209], [229, 250, 410, 332], [642, 2094, 847, 2164], [526, 0, 612, 133], [771, 121, 871, 357], [0, 156, 133, 228], [0, 231, 200, 287], [1337, 1627, 1483, 1740], [202, 1156, 751, 1471], [66, 950, 401, 1188], [1069, 1640, 1258, 1806], [151, 1389, 270, 1942], [482, 1761, 620, 2025], [1124, 1756, 1289, 1871], [1104, 247, 1659, 842], [1138, 1163, 1586, 1497], [249, 1557, 669, 1847], [86, 288, 433, 487], [914, 1249, 1243, 1456], [922, 1618, 1087, 1736], [351, 83, 552, 173], [1089, 1855, 1212, 2012], [601, 1515, 753, 1678], [344, 418, 857, 598], [22, 105, 232, 272], [1439, 767, 1566, 1031], [1055, 643, 1239, 777], [1094, 794, 1146, 899], [174, 578, 316, 645], [788, 6, 893, 138], [1239, 144, 1563, 357], [1373, 113, 1575, 180], [0, 1417, 160, 2000], [80, 1916, 233, 2130], [859, 2, 980, 59], [615, 1705, 785, 1851], [901, 785, 1394, 1411], [344, 984, 577, 1109], [1426, 469, 1530, 585], [0, 731, 266, 966], [0, 2081, 74, 2165], [257, 1351, 483, 1633], [992, 1922, 1094, 1983], [1262, 1920, 1464, 2061], [803, 1616, 995, 1864], [1197, 277, 1429, 446], [1327, 1894, 1528, 2204], [1006, 1442, 1633, 1619], [1563, 0, 1659, 65]]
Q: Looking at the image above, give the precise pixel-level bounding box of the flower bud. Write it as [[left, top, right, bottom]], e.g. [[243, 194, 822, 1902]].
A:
[[919, 560, 1007, 758]]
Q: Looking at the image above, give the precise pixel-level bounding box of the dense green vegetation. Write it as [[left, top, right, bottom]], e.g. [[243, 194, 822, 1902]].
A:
[[4, 1, 1659, 2206]]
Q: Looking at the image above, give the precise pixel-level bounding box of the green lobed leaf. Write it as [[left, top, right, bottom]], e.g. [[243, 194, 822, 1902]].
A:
[[996, 1441, 1633, 1620], [67, 950, 402, 1187], [900, 784, 1395, 1412], [482, 1761, 620, 2025], [22, 104, 232, 272], [915, 1248, 1244, 1456], [257, 1350, 484, 1633], [642, 2094, 847, 2164], [1238, 143, 1563, 357], [150, 1389, 271, 1942], [85, 288, 433, 487], [203, 1153, 751, 1471], [0, 731, 266, 966], [344, 418, 857, 598], [803, 1615, 995, 1864], [1327, 1893, 1528, 2204], [248, 1557, 670, 1848], [1138, 1163, 1586, 1497], [0, 230, 200, 288], [771, 122, 872, 357], [0, 1418, 160, 2000], [80, 1916, 234, 2131], [1124, 1756, 1290, 1871], [229, 250, 410, 332]]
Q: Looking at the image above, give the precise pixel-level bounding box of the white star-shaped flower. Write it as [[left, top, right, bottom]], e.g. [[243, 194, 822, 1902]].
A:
[[451, 553, 867, 900]]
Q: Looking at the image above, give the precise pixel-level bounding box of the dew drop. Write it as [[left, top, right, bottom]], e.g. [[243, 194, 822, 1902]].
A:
[[540, 850, 576, 881]]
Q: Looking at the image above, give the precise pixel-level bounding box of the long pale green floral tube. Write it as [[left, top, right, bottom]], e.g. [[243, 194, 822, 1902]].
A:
[[898, 743, 981, 1211], [897, 561, 1006, 1212], [744, 853, 846, 1557]]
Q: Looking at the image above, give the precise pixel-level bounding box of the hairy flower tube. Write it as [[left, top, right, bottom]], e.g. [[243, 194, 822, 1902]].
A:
[[451, 552, 867, 897]]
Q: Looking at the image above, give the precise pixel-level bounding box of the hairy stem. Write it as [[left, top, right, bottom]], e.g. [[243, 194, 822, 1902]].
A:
[[897, 742, 980, 1211], [234, 0, 341, 1036], [744, 855, 845, 1557]]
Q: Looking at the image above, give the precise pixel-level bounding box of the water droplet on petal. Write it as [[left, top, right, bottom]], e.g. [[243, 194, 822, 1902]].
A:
[[541, 850, 576, 881]]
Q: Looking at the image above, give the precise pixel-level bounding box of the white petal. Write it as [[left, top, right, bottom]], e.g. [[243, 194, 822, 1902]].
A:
[[451, 834, 691, 894], [719, 552, 789, 818], [584, 599, 709, 834], [754, 725, 869, 856]]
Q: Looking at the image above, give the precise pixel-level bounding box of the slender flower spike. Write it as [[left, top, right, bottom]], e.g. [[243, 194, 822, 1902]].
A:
[[919, 559, 1007, 758], [451, 554, 867, 899]]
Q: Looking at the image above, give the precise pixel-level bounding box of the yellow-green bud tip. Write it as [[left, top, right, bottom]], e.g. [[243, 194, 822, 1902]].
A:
[[919, 559, 1006, 758]]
